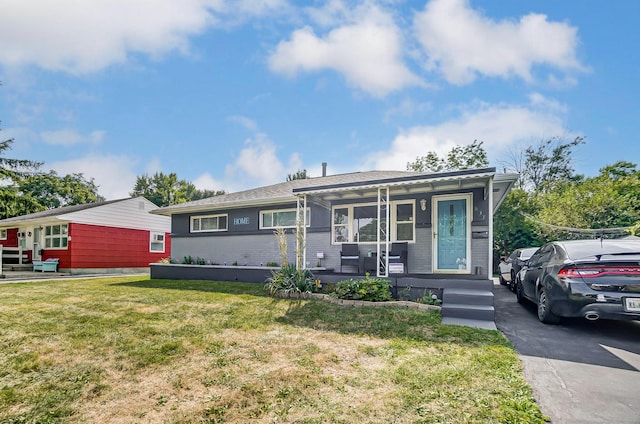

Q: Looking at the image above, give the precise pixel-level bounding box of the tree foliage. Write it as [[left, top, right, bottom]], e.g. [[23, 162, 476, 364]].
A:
[[505, 136, 585, 192], [130, 172, 224, 207], [494, 136, 640, 261], [286, 169, 309, 181], [407, 140, 489, 172], [2, 121, 104, 219], [19, 171, 104, 210], [493, 188, 543, 260], [534, 161, 640, 239], [0, 132, 42, 182]]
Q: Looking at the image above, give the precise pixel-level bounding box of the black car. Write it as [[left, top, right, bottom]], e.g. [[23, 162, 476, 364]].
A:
[[498, 247, 539, 292], [515, 239, 640, 324]]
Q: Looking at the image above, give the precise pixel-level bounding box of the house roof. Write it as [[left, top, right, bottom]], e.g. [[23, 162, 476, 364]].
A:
[[152, 168, 518, 215], [0, 198, 131, 226]]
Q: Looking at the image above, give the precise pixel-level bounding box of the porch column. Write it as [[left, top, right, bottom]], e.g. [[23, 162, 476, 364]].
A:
[[296, 194, 307, 270], [376, 187, 390, 277], [488, 176, 494, 279]]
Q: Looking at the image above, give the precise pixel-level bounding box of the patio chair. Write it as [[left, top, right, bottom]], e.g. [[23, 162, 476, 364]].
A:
[[383, 243, 408, 272], [340, 244, 360, 273]]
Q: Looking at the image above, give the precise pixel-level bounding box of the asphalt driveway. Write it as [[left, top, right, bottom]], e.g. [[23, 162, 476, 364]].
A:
[[494, 281, 640, 423]]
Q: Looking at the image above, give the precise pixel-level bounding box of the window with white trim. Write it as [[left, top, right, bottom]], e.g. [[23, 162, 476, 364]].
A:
[[331, 201, 415, 244], [150, 232, 165, 252], [44, 224, 68, 249], [0, 229, 6, 240], [191, 214, 228, 233], [333, 208, 349, 242], [394, 202, 414, 242], [260, 208, 310, 229]]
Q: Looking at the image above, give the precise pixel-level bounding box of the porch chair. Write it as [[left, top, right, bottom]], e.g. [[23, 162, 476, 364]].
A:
[[340, 244, 361, 273], [383, 242, 408, 272]]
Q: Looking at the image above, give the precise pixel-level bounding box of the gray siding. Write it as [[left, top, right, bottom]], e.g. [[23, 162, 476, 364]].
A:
[[169, 189, 492, 278]]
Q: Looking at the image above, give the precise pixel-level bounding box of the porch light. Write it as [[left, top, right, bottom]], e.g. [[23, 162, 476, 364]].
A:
[[420, 199, 427, 211]]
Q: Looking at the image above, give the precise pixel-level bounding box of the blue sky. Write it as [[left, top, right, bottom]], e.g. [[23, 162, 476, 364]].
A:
[[1, 0, 638, 200]]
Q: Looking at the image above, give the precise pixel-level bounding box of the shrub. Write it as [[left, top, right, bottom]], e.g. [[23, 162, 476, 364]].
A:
[[266, 261, 279, 267], [333, 274, 392, 302], [398, 286, 442, 305], [264, 264, 315, 298]]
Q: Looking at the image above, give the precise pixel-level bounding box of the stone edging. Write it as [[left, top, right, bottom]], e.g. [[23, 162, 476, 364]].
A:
[[278, 292, 441, 311]]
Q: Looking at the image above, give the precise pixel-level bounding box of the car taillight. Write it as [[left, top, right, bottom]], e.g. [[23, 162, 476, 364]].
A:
[[558, 266, 640, 278]]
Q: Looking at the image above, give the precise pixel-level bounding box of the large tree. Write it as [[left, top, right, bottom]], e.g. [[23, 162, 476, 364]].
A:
[[19, 171, 104, 210], [534, 161, 640, 239], [502, 136, 585, 192], [0, 123, 45, 219], [130, 172, 224, 207], [407, 140, 489, 172]]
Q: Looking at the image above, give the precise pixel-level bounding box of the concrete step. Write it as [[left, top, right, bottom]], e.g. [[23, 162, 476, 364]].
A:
[[441, 317, 497, 330], [441, 303, 495, 321], [443, 288, 494, 306]]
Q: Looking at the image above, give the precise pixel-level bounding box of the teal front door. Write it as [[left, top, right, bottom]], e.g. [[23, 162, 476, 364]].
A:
[[433, 195, 471, 272]]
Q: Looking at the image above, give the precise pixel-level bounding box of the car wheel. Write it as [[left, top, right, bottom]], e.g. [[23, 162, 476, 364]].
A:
[[537, 287, 561, 324], [515, 279, 526, 304], [510, 271, 517, 292]]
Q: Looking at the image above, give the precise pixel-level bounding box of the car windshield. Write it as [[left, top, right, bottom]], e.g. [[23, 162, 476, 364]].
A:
[[520, 247, 539, 260], [561, 240, 640, 261]]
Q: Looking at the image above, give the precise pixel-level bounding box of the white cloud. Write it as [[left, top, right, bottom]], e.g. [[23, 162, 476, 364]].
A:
[[221, 134, 302, 192], [40, 129, 105, 146], [144, 158, 163, 175], [49, 154, 138, 200], [414, 0, 584, 85], [0, 0, 290, 74], [366, 99, 570, 171], [305, 0, 352, 27], [193, 173, 225, 192], [227, 115, 259, 132], [269, 3, 423, 97]]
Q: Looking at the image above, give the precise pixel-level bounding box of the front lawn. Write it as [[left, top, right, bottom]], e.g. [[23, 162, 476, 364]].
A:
[[0, 276, 546, 423]]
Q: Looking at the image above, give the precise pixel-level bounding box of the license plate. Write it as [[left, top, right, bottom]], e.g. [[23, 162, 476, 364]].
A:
[[625, 297, 640, 312]]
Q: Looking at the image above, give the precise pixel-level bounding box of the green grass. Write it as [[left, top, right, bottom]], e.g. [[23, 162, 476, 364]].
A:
[[0, 276, 547, 423]]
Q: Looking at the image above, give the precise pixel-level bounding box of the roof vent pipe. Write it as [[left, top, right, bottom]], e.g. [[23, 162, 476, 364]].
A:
[[322, 162, 327, 177]]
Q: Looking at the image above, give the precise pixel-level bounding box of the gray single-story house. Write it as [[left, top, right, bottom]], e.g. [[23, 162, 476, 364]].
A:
[[150, 166, 517, 328], [150, 167, 516, 280]]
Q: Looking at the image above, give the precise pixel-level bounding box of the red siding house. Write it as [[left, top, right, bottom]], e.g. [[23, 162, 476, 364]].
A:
[[0, 197, 171, 274]]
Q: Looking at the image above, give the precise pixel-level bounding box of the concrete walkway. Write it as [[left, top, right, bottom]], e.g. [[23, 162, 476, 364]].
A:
[[0, 270, 149, 283]]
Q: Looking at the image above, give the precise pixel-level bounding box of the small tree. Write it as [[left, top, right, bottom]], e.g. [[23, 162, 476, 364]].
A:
[[407, 140, 488, 172], [286, 169, 309, 181]]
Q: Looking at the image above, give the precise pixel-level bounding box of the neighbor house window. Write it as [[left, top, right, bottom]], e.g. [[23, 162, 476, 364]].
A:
[[332, 201, 415, 244], [260, 208, 310, 229], [0, 229, 6, 240], [150, 232, 165, 252], [44, 224, 68, 249], [191, 214, 228, 233]]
